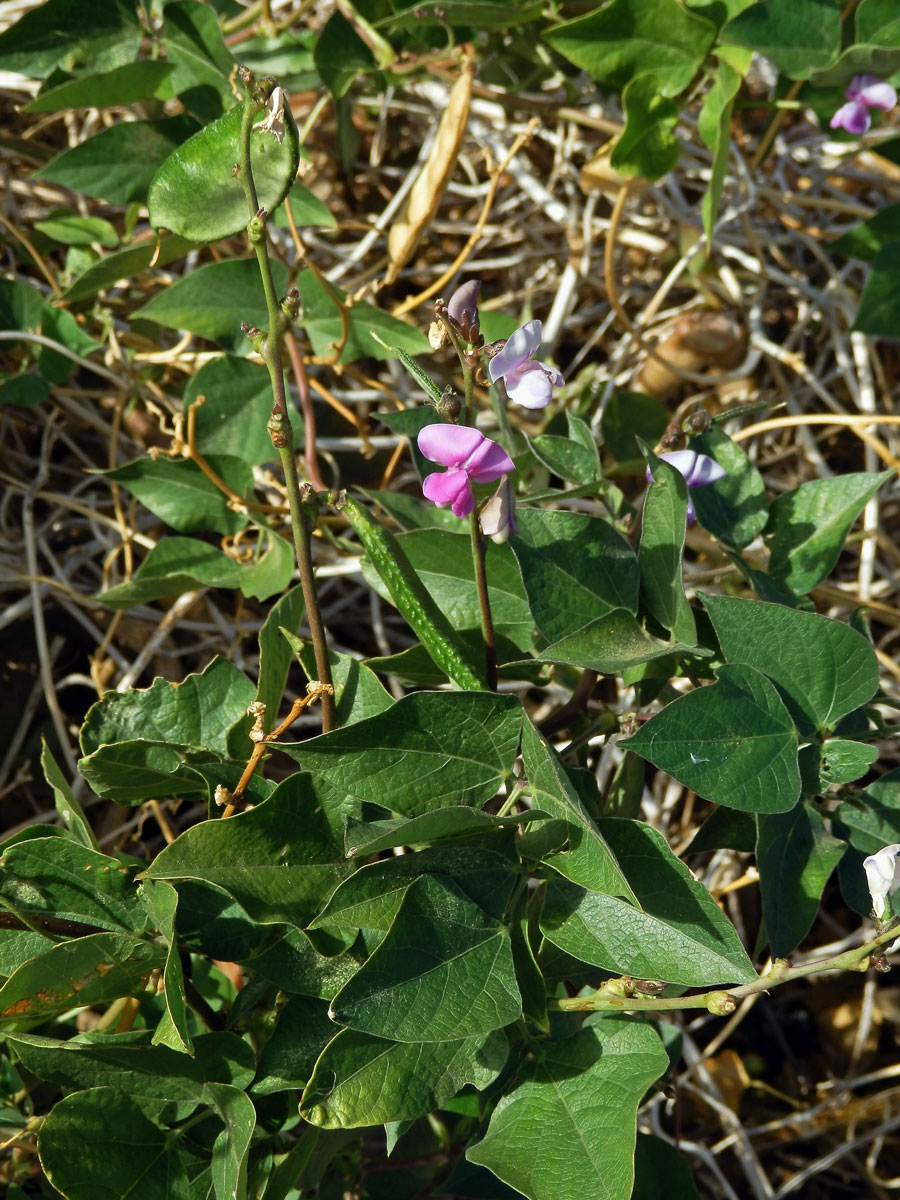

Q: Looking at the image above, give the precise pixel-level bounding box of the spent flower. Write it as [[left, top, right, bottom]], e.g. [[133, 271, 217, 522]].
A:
[[864, 844, 900, 920], [647, 449, 726, 524], [830, 75, 897, 135], [488, 320, 563, 410], [479, 475, 518, 543], [417, 424, 515, 519]]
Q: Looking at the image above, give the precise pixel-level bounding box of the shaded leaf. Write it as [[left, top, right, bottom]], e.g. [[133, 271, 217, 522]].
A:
[[101, 454, 253, 536]]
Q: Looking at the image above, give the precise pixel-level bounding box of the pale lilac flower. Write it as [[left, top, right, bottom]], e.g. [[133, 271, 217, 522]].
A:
[[488, 320, 564, 410], [864, 844, 900, 919], [646, 450, 726, 524], [830, 75, 897, 136], [417, 424, 515, 519], [480, 475, 518, 544]]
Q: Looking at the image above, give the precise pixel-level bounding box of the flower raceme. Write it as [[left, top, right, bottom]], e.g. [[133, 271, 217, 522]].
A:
[[864, 844, 900, 920], [417, 424, 515, 519], [831, 75, 898, 135], [488, 320, 563, 410], [646, 449, 726, 524]]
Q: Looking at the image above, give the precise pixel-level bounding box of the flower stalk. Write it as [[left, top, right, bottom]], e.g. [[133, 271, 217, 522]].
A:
[[239, 74, 334, 731]]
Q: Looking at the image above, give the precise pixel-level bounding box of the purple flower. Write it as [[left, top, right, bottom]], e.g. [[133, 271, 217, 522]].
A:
[[488, 320, 564, 410], [417, 424, 515, 519], [446, 280, 482, 341], [830, 75, 897, 135], [480, 474, 518, 544], [646, 450, 726, 525]]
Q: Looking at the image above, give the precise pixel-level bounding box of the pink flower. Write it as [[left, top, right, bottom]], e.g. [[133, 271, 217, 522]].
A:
[[487, 320, 564, 410], [830, 75, 897, 136], [417, 424, 515, 519], [647, 450, 726, 525]]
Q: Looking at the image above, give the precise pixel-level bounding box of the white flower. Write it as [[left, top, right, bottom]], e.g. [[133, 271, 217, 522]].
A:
[[863, 843, 900, 919]]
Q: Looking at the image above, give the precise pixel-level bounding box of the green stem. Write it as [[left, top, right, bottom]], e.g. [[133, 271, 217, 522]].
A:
[[549, 921, 900, 1016], [239, 85, 334, 731], [470, 510, 497, 690]]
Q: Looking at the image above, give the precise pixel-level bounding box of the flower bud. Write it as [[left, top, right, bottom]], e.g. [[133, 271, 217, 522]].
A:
[[706, 991, 736, 1016], [480, 474, 517, 544], [438, 388, 461, 421], [684, 408, 711, 435], [446, 279, 482, 342]]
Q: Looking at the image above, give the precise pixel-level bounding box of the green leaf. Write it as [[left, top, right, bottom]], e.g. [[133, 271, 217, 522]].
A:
[[689, 427, 768, 548], [252, 996, 335, 1098], [41, 738, 98, 849], [808, 0, 900, 87], [703, 594, 879, 734], [831, 200, 900, 262], [721, 0, 841, 79], [312, 10, 376, 98], [39, 1088, 191, 1200], [144, 775, 350, 927], [25, 61, 176, 112], [0, 933, 164, 1027], [134, 257, 289, 354], [799, 739, 878, 791], [96, 533, 293, 608], [329, 874, 522, 1041], [149, 101, 301, 243], [611, 78, 680, 181], [61, 232, 197, 304], [633, 1133, 701, 1200], [34, 211, 118, 248], [244, 926, 362, 998], [601, 390, 669, 464], [77, 741, 212, 806], [275, 179, 336, 229], [511, 508, 639, 644], [298, 272, 429, 364], [207, 1082, 255, 1200], [344, 807, 544, 857], [161, 0, 237, 121], [290, 639, 394, 726], [362, 529, 534, 653], [0, 837, 147, 934], [277, 691, 522, 821], [0, 374, 50, 407], [544, 0, 716, 96], [520, 720, 637, 901], [835, 768, 900, 854], [854, 243, 900, 337], [698, 61, 741, 244], [6, 1030, 253, 1099], [184, 355, 301, 466], [530, 415, 601, 485], [623, 663, 801, 813], [255, 587, 305, 733], [35, 117, 199, 205], [541, 872, 754, 985], [301, 1028, 508, 1127], [640, 448, 696, 645], [311, 834, 518, 931], [757, 802, 846, 957], [532, 609, 704, 674], [467, 1021, 668, 1200], [765, 471, 892, 594], [142, 881, 193, 1055], [0, 276, 100, 384], [101, 454, 253, 536], [81, 658, 255, 757], [0, 0, 142, 76]]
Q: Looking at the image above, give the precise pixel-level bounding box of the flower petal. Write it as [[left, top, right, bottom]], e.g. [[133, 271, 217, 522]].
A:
[[417, 423, 485, 468], [465, 435, 516, 482], [686, 453, 727, 487], [830, 99, 871, 135], [864, 844, 900, 918], [650, 450, 698, 483], [505, 363, 555, 410], [422, 468, 473, 517], [480, 475, 518, 543], [857, 79, 898, 112], [488, 320, 543, 382]]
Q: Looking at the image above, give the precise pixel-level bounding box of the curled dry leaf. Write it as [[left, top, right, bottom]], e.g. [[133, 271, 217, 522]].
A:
[[632, 310, 748, 401], [384, 58, 474, 284]]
